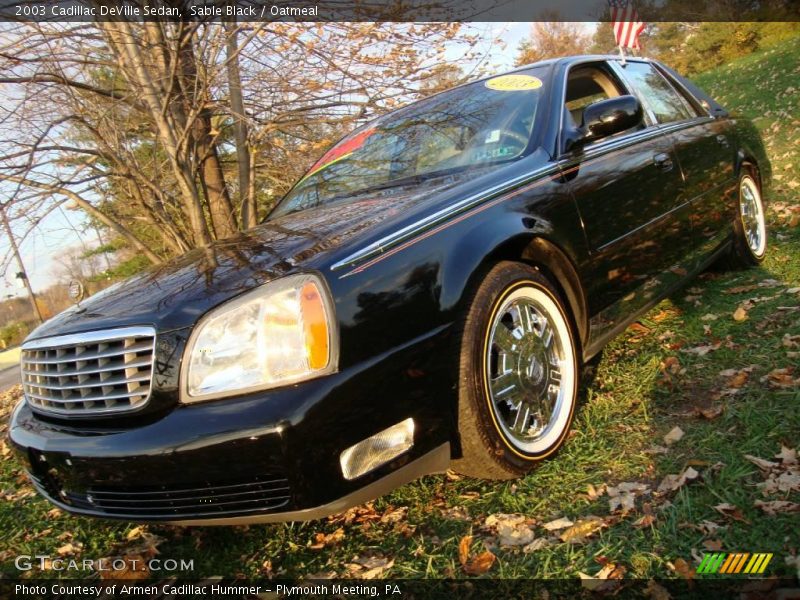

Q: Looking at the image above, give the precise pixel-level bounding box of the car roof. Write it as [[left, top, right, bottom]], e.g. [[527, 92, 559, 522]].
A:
[[464, 54, 656, 93], [509, 54, 655, 75]]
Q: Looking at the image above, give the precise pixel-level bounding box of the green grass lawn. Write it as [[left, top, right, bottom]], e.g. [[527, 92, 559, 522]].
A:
[[1, 39, 798, 586]]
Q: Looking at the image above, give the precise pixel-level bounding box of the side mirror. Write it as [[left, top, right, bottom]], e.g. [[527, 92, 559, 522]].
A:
[[579, 95, 643, 145]]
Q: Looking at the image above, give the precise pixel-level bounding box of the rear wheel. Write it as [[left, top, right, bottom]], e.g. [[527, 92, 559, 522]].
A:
[[729, 171, 767, 267], [452, 262, 578, 479]]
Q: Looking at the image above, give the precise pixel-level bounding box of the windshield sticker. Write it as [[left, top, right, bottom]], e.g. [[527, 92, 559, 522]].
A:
[[303, 127, 376, 181], [485, 74, 542, 92], [485, 129, 501, 144]]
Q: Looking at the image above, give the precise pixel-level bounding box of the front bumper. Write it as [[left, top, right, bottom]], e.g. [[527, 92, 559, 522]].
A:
[[7, 335, 452, 524]]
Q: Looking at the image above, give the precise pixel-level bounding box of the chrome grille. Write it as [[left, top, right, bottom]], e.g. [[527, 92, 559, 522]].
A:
[[21, 326, 156, 416]]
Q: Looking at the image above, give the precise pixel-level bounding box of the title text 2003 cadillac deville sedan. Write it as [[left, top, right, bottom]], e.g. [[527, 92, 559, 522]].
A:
[[9, 56, 770, 524]]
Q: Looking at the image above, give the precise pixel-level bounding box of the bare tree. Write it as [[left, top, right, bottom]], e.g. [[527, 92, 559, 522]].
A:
[[0, 17, 482, 269]]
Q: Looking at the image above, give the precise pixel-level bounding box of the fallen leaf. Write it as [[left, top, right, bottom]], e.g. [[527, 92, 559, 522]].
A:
[[347, 555, 395, 579], [463, 551, 496, 575], [126, 526, 146, 541], [305, 570, 337, 579], [699, 405, 724, 420], [760, 471, 800, 494], [485, 513, 536, 547], [559, 516, 606, 543], [458, 535, 472, 567], [782, 334, 800, 349], [308, 527, 345, 550], [634, 513, 656, 528], [585, 483, 606, 500], [728, 371, 749, 388], [579, 562, 625, 592], [745, 454, 780, 470], [761, 367, 799, 388], [698, 520, 723, 535], [522, 538, 552, 553], [682, 341, 721, 356], [725, 284, 759, 294], [380, 506, 407, 524], [541, 516, 573, 531], [634, 503, 656, 528], [733, 306, 749, 321], [700, 313, 718, 321], [664, 426, 685, 446], [607, 482, 650, 514], [669, 557, 695, 580], [57, 543, 77, 556], [662, 356, 681, 374], [703, 539, 723, 551], [657, 467, 699, 493], [775, 446, 798, 465], [754, 500, 800, 515], [713, 503, 750, 524]]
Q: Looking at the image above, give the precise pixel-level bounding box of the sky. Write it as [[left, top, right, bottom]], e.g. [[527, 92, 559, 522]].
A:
[[0, 21, 597, 302]]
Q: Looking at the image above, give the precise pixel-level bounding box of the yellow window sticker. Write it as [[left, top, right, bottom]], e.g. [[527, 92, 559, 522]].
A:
[[485, 74, 543, 91]]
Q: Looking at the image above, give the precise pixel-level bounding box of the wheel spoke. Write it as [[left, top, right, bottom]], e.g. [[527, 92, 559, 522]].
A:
[[512, 404, 530, 434], [491, 370, 516, 399], [492, 325, 517, 355], [523, 304, 538, 334], [540, 320, 554, 350]]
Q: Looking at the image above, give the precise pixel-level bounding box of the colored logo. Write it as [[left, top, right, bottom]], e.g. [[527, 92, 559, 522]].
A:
[[697, 552, 773, 575]]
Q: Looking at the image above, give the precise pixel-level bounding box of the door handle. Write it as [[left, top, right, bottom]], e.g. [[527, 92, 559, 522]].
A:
[[716, 134, 730, 147], [653, 152, 673, 171]]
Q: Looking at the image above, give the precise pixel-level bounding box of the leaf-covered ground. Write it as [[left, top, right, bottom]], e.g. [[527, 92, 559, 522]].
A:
[[1, 38, 799, 588]]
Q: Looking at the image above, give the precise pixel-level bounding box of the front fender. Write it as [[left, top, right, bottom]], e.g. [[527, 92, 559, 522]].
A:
[[438, 202, 589, 352]]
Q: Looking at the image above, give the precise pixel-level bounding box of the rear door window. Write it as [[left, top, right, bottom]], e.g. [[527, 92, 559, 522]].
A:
[[618, 61, 694, 124]]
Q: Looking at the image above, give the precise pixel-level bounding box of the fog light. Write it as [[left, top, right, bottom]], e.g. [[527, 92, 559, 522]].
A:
[[339, 419, 415, 480]]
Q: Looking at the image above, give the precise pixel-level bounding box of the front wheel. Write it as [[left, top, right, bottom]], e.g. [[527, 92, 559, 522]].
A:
[[451, 262, 579, 480], [729, 171, 767, 267]]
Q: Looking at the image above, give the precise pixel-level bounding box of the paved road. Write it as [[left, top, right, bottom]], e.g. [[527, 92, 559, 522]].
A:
[[0, 366, 20, 391]]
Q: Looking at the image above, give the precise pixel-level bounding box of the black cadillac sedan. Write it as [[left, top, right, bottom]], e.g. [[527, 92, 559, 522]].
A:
[[8, 56, 769, 524]]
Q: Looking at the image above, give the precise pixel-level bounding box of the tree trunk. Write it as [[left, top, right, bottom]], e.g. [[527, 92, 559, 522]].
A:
[[225, 22, 255, 229], [195, 111, 238, 239]]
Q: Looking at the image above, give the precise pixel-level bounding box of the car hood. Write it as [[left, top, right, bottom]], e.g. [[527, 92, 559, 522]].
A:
[[27, 191, 435, 340]]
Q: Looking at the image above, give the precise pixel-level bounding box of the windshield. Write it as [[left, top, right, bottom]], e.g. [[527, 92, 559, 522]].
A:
[[271, 69, 546, 218]]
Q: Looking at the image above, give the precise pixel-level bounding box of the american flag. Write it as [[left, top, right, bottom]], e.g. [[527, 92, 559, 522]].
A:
[[609, 0, 646, 50]]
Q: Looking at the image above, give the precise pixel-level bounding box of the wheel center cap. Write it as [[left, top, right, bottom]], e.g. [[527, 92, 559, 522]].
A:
[[528, 356, 544, 383]]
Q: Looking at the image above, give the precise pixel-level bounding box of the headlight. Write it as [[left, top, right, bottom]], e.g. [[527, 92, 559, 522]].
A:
[[182, 273, 338, 402]]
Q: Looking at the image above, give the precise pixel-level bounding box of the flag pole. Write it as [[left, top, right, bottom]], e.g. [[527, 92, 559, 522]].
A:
[[618, 45, 626, 65]]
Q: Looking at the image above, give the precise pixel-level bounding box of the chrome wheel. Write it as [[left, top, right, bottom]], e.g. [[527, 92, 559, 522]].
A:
[[485, 285, 576, 455], [740, 176, 766, 257]]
